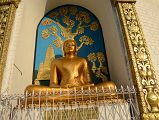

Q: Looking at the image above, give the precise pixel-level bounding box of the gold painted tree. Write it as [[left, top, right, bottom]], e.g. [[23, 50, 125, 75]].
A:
[[41, 6, 99, 50]]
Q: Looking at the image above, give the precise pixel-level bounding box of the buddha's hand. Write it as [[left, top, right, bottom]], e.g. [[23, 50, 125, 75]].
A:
[[84, 81, 92, 85]]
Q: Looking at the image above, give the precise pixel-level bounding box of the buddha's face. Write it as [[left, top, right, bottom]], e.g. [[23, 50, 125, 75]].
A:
[[63, 40, 77, 55]]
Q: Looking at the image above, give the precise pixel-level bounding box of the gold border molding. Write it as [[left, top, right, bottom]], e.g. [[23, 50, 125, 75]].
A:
[[113, 0, 159, 119], [0, 0, 20, 8], [114, 0, 136, 3], [113, 0, 136, 5], [0, 0, 20, 90]]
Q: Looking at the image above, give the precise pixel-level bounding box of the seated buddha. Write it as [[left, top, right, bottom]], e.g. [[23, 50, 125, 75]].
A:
[[25, 39, 116, 98], [50, 39, 92, 88]]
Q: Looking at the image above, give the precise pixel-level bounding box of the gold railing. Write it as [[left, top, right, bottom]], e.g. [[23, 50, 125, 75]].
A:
[[0, 87, 139, 120]]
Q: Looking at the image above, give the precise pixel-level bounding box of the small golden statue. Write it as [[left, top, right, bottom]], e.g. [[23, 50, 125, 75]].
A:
[[25, 39, 116, 102]]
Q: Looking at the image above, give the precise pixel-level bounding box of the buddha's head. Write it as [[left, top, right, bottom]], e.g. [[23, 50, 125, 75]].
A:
[[63, 39, 77, 56]]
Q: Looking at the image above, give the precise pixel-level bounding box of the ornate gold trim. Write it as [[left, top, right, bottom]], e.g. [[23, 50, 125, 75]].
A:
[[113, 0, 136, 5], [114, 0, 136, 2], [113, 0, 159, 119], [0, 0, 20, 8], [0, 0, 20, 90]]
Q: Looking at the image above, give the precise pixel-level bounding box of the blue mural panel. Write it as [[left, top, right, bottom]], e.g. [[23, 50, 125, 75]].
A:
[[33, 5, 110, 86]]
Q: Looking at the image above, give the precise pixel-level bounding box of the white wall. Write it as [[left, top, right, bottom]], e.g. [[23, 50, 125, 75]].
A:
[[5, 0, 131, 94], [136, 0, 159, 84], [8, 0, 47, 94]]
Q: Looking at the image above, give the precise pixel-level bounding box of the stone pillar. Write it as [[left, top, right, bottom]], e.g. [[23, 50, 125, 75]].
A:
[[0, 0, 20, 90], [112, 0, 159, 119]]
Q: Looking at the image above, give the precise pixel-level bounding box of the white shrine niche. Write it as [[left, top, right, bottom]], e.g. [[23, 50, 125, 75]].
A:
[[3, 0, 133, 94]]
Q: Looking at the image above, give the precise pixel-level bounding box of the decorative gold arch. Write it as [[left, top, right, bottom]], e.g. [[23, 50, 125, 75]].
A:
[[113, 0, 159, 119], [0, 0, 20, 90]]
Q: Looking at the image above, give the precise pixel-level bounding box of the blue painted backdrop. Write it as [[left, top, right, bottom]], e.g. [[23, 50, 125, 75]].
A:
[[33, 5, 110, 86]]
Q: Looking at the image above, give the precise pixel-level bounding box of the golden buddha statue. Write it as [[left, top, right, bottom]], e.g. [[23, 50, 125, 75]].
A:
[[50, 39, 92, 88], [25, 39, 116, 103]]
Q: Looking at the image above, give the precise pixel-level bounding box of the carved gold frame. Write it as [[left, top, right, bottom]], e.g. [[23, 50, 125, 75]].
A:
[[113, 0, 159, 119], [0, 0, 20, 90]]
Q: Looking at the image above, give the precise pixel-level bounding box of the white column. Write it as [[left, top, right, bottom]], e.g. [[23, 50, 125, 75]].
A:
[[1, 0, 24, 94]]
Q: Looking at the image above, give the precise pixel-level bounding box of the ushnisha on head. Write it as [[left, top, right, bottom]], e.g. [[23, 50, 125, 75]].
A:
[[63, 39, 77, 56]]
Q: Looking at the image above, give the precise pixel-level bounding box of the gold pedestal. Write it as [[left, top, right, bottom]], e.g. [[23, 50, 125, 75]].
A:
[[23, 81, 118, 106]]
